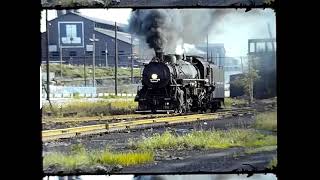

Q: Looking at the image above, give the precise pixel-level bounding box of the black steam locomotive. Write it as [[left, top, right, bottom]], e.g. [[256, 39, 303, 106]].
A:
[[135, 51, 225, 113]]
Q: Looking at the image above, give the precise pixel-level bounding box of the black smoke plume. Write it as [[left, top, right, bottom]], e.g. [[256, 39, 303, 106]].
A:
[[128, 9, 228, 54]]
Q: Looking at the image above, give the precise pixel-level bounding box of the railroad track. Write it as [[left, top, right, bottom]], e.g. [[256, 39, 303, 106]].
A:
[[42, 113, 180, 124], [42, 108, 255, 142], [42, 107, 253, 124]]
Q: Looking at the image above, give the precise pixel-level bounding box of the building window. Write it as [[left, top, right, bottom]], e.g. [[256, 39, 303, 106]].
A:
[[66, 25, 77, 39], [266, 42, 275, 52], [118, 50, 124, 55], [69, 51, 77, 56], [101, 51, 106, 56], [86, 51, 93, 56], [249, 43, 255, 53], [61, 24, 81, 44], [256, 42, 265, 52], [51, 52, 59, 57]]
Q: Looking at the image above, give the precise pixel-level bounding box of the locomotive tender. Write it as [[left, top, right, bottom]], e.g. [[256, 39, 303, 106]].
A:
[[135, 51, 224, 113]]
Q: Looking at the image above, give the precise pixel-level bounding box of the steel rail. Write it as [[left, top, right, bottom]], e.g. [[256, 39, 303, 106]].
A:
[[42, 108, 255, 141]]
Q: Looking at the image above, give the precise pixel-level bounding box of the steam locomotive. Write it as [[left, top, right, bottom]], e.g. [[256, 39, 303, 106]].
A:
[[135, 51, 225, 113]]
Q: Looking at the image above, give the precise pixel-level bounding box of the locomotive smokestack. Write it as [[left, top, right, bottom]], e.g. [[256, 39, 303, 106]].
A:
[[175, 54, 182, 61], [155, 49, 164, 62]]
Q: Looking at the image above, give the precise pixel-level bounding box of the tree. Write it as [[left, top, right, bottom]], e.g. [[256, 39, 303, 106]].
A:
[[231, 56, 260, 104]]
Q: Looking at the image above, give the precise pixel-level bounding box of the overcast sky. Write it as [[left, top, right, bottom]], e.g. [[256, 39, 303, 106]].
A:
[[40, 9, 276, 57]]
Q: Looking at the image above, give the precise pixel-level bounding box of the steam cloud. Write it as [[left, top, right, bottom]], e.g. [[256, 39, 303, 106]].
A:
[[128, 9, 228, 54], [128, 9, 275, 57]]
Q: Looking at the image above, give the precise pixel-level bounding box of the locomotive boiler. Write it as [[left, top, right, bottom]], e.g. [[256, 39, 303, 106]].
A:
[[135, 51, 225, 113]]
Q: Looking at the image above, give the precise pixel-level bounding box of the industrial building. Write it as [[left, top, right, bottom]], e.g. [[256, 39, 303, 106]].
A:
[[196, 43, 226, 67], [195, 43, 243, 94], [41, 10, 140, 67], [230, 38, 276, 99]]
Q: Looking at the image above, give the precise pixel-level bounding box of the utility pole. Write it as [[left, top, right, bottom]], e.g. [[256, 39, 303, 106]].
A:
[[105, 42, 108, 67], [131, 33, 134, 84], [247, 40, 253, 104], [84, 50, 87, 87], [90, 34, 99, 87], [267, 23, 276, 67], [240, 56, 244, 73], [206, 32, 209, 61], [60, 46, 63, 78], [46, 10, 50, 100], [114, 22, 118, 96], [248, 56, 254, 104], [267, 23, 275, 52]]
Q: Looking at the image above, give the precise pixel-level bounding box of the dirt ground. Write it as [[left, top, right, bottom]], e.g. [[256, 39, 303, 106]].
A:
[[42, 0, 268, 7], [43, 98, 277, 174], [122, 148, 276, 173], [111, 0, 267, 7]]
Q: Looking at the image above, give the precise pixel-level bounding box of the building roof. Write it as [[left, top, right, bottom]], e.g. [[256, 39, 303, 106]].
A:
[[248, 38, 276, 43], [197, 43, 225, 48], [70, 12, 127, 29], [50, 11, 128, 29], [196, 43, 226, 54], [94, 27, 139, 45]]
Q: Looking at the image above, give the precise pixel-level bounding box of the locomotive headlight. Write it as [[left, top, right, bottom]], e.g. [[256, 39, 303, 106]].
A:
[[151, 74, 158, 80]]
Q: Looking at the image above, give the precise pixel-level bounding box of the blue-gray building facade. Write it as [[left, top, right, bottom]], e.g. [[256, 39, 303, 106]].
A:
[[41, 11, 140, 67], [195, 43, 226, 67]]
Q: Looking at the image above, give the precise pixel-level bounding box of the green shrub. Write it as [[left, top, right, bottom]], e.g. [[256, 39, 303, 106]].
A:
[[42, 100, 138, 118], [268, 156, 277, 169], [43, 145, 154, 170], [254, 111, 277, 131], [224, 98, 247, 107], [134, 129, 277, 151], [43, 64, 141, 79]]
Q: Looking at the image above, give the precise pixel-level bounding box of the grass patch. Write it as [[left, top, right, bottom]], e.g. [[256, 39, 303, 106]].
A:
[[268, 156, 277, 169], [101, 95, 130, 99], [264, 0, 275, 5], [254, 111, 277, 131], [43, 145, 154, 170], [72, 92, 81, 99], [43, 64, 141, 79], [43, 152, 89, 170], [224, 98, 248, 108], [42, 99, 137, 118], [245, 145, 277, 154], [132, 129, 277, 151], [45, 0, 113, 7], [97, 151, 154, 166]]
